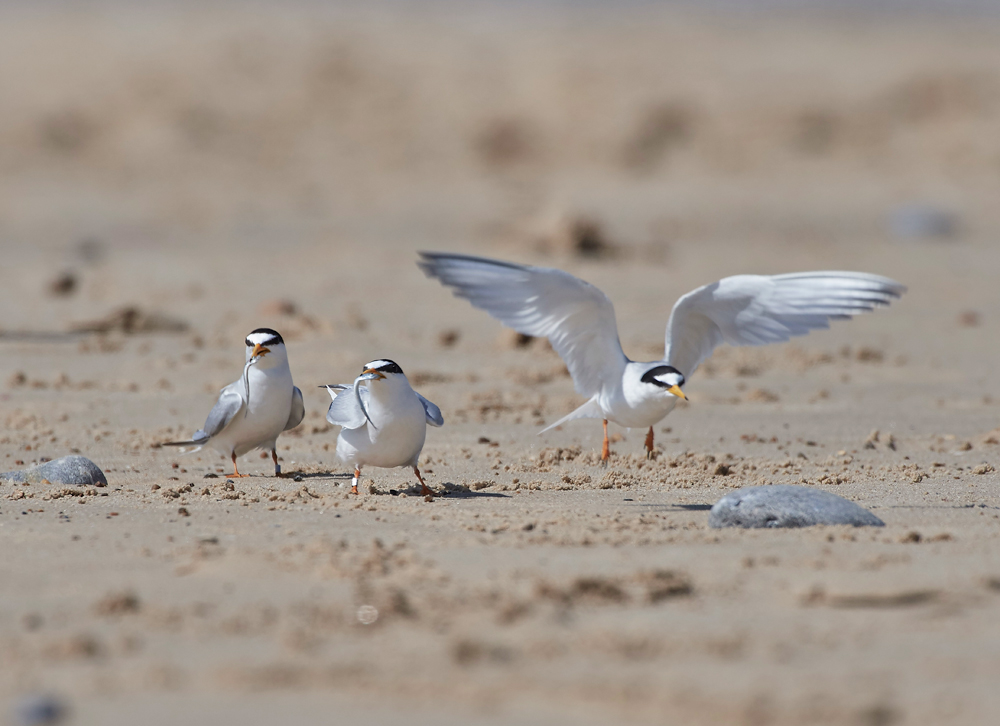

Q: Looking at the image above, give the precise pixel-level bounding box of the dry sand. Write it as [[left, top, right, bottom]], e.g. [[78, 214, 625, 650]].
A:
[[2, 3, 1000, 724]]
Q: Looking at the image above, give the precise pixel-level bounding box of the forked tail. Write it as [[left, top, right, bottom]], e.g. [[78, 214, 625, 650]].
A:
[[538, 398, 604, 434]]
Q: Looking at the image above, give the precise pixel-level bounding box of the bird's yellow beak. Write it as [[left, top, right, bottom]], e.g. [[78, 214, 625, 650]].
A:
[[362, 367, 386, 380], [252, 344, 270, 358], [667, 384, 687, 401]]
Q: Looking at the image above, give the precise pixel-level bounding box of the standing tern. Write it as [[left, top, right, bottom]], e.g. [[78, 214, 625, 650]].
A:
[[163, 328, 304, 476], [322, 359, 444, 496], [418, 252, 904, 462]]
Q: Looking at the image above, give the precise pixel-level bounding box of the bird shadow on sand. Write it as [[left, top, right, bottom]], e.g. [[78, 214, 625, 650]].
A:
[[433, 484, 510, 499], [885, 503, 1000, 511], [620, 500, 713, 511], [264, 471, 350, 483], [275, 472, 510, 498]]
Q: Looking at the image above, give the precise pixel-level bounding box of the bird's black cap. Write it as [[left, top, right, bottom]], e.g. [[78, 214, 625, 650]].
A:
[[246, 328, 284, 346]]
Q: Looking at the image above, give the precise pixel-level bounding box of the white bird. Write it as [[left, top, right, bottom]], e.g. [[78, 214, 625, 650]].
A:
[[418, 252, 904, 462], [164, 328, 304, 477], [322, 359, 444, 496]]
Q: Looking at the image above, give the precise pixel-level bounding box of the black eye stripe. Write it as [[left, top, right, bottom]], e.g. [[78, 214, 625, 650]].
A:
[[641, 365, 684, 387], [364, 359, 404, 375], [246, 328, 284, 347]]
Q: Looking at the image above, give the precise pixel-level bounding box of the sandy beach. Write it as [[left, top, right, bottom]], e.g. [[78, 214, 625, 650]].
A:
[[2, 3, 1000, 724]]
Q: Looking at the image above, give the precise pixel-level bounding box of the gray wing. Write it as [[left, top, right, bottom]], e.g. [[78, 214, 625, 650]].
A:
[[195, 383, 245, 442], [162, 380, 244, 447], [665, 271, 906, 378], [416, 393, 444, 427], [418, 252, 627, 398], [284, 386, 305, 431], [322, 384, 369, 430]]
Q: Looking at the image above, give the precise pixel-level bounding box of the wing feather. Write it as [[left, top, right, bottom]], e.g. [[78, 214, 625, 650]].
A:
[[416, 393, 444, 427], [665, 271, 905, 378], [418, 252, 627, 397], [199, 384, 245, 440], [322, 384, 369, 430], [284, 386, 305, 431], [162, 382, 244, 447]]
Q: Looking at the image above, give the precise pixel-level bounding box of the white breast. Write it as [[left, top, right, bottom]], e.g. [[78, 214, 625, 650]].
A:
[[599, 362, 681, 429], [210, 366, 293, 457], [336, 379, 427, 469]]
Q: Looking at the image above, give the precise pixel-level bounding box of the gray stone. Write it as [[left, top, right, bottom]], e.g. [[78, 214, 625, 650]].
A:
[[1, 456, 107, 487], [889, 204, 958, 240], [709, 485, 884, 529], [13, 694, 66, 725]]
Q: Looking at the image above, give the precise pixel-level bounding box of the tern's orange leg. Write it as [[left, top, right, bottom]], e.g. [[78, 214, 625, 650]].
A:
[[644, 426, 655, 460], [351, 467, 360, 495], [601, 419, 610, 465], [230, 452, 249, 478], [413, 466, 433, 498], [272, 448, 287, 477]]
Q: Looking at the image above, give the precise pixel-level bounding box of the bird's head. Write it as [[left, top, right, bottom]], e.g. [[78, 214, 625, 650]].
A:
[[245, 328, 287, 370], [358, 359, 405, 384], [640, 365, 687, 400]]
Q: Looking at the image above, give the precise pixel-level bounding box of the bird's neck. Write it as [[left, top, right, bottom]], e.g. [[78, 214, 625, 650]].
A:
[[248, 363, 290, 385], [366, 379, 410, 405]]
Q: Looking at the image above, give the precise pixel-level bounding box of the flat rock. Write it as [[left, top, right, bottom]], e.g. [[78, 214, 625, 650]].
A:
[[12, 694, 66, 726], [1, 456, 108, 487], [709, 484, 884, 529], [888, 203, 958, 240]]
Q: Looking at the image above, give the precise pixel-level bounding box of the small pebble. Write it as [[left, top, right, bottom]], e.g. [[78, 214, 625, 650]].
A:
[[48, 272, 77, 297], [437, 329, 460, 347]]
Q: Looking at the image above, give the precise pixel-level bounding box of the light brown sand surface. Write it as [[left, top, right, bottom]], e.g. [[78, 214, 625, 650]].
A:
[[2, 4, 1000, 724]]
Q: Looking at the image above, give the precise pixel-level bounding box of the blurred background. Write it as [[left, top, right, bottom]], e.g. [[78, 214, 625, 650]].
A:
[[1, 0, 1000, 379]]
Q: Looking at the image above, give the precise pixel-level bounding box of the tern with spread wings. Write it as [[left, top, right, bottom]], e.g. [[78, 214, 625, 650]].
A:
[[419, 252, 904, 462]]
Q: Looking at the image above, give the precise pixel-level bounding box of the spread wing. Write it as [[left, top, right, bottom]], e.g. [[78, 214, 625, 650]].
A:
[[664, 271, 906, 378], [418, 252, 627, 397], [284, 386, 305, 431], [322, 384, 369, 430], [416, 393, 444, 427]]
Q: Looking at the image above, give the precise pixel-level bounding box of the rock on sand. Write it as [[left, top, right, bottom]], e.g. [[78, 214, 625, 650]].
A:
[[709, 484, 884, 529], [1, 455, 108, 487]]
